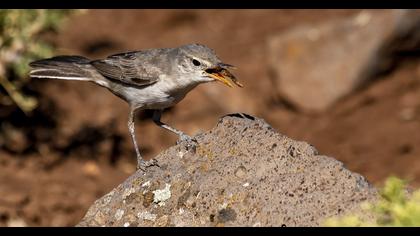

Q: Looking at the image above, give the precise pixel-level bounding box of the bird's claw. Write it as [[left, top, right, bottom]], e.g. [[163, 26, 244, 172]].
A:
[[176, 134, 197, 151], [137, 158, 159, 172]]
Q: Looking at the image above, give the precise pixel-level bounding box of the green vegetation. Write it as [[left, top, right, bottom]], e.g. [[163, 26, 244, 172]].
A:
[[324, 176, 420, 226], [0, 10, 83, 114]]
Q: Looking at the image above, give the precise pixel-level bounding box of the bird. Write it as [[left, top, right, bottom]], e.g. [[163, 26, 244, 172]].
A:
[[29, 43, 243, 171]]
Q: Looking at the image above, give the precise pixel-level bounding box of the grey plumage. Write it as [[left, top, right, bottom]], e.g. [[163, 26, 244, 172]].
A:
[[29, 55, 92, 80], [29, 44, 241, 171]]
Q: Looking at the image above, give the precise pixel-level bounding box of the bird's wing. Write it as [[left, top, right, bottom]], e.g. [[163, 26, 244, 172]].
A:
[[90, 51, 161, 87]]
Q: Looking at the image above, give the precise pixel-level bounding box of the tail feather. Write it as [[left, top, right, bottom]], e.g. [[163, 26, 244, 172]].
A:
[[29, 56, 93, 82]]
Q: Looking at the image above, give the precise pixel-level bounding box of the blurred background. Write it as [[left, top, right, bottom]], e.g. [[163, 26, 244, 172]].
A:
[[0, 9, 420, 226]]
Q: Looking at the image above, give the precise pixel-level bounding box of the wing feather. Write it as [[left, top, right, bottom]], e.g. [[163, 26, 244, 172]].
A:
[[91, 51, 160, 86]]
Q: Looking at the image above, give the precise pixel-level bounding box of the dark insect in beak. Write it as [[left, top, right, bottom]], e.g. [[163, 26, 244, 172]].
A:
[[218, 63, 237, 69], [204, 66, 243, 88]]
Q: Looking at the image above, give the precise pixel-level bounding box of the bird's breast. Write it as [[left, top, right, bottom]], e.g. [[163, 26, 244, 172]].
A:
[[121, 77, 198, 110]]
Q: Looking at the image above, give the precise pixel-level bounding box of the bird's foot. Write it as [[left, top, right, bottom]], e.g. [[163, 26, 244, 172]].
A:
[[136, 158, 159, 172], [176, 134, 198, 151]]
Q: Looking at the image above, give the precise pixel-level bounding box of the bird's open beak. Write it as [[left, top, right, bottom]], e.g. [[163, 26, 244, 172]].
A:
[[204, 63, 243, 88]]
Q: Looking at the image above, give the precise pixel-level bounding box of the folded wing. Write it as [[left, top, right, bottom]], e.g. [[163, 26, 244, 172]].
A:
[[91, 51, 160, 87]]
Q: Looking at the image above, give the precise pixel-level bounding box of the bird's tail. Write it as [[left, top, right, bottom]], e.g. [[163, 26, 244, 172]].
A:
[[29, 56, 97, 83]]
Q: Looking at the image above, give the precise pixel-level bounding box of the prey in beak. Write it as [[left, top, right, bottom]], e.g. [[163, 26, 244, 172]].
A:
[[204, 63, 243, 88]]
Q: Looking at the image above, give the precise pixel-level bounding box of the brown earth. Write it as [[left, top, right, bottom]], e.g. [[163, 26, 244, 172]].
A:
[[0, 9, 419, 226]]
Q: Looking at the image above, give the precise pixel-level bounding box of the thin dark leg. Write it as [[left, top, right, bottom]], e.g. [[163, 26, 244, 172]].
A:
[[128, 108, 158, 171], [152, 109, 197, 146]]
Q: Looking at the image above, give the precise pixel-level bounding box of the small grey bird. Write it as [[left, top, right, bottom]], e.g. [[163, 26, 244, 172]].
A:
[[29, 44, 242, 171]]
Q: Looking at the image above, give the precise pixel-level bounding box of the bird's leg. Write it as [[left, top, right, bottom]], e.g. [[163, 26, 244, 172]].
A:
[[128, 108, 158, 171], [152, 109, 197, 149]]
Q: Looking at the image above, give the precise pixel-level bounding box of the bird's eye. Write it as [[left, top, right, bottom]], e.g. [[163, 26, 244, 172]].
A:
[[192, 59, 201, 66]]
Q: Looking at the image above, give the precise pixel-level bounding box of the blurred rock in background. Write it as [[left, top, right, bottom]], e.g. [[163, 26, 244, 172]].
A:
[[268, 9, 420, 113]]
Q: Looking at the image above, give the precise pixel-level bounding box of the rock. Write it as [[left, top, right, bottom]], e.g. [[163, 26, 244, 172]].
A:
[[6, 218, 27, 227], [82, 161, 101, 178], [268, 10, 420, 112], [1, 123, 29, 153], [77, 114, 377, 227]]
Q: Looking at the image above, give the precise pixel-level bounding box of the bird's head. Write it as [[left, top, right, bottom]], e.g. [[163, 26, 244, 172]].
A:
[[174, 44, 243, 88]]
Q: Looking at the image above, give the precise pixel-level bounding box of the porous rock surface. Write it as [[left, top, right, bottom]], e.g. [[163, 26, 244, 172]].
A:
[[77, 114, 377, 227]]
